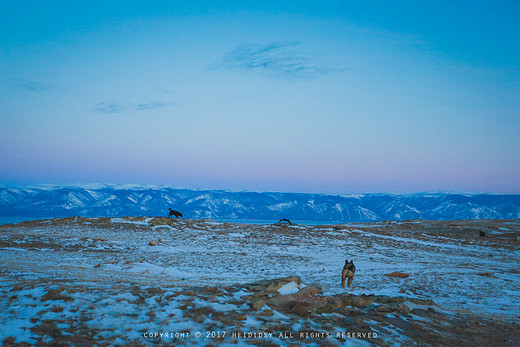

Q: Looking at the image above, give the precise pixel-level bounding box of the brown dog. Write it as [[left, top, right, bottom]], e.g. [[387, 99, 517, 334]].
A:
[[341, 260, 356, 288]]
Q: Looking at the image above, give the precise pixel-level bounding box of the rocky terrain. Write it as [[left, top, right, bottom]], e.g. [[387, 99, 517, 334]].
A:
[[1, 217, 519, 346]]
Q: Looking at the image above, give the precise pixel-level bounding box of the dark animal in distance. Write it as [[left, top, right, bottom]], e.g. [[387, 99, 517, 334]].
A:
[[341, 260, 356, 288], [277, 219, 292, 224], [168, 208, 183, 218]]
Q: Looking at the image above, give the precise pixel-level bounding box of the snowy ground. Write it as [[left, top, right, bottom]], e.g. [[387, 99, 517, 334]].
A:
[[0, 217, 519, 346]]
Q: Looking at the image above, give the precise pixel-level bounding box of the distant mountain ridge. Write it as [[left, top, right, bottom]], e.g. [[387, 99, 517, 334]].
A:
[[0, 185, 519, 221]]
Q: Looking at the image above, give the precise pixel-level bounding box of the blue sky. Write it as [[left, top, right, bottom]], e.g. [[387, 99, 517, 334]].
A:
[[1, 1, 519, 193]]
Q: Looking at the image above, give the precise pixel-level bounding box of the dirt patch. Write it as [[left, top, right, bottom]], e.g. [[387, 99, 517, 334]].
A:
[[385, 272, 410, 278]]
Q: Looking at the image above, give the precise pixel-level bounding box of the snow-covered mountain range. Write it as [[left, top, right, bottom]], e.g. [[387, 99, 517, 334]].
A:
[[0, 185, 518, 221]]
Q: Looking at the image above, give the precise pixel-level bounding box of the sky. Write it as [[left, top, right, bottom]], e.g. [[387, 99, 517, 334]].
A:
[[1, 1, 519, 194]]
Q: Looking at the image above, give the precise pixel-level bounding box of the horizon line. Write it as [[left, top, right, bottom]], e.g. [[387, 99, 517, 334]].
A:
[[0, 182, 518, 196]]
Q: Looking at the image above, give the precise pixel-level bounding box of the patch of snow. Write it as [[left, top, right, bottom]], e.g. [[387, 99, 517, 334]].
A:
[[110, 218, 150, 226], [267, 201, 296, 211], [126, 262, 194, 278], [228, 232, 246, 237], [277, 281, 303, 295], [152, 224, 175, 231], [403, 301, 446, 314], [191, 298, 238, 312]]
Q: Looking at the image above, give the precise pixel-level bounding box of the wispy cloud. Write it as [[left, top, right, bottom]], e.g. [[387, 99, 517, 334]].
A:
[[19, 81, 54, 91], [212, 41, 329, 78], [93, 101, 173, 114]]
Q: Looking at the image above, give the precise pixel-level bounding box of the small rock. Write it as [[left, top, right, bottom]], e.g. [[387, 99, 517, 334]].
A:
[[398, 302, 411, 313], [377, 305, 391, 313], [290, 301, 312, 316], [250, 299, 266, 310], [258, 309, 274, 317], [247, 276, 301, 293], [148, 240, 158, 246], [351, 295, 376, 308], [385, 271, 410, 278], [297, 284, 323, 297]]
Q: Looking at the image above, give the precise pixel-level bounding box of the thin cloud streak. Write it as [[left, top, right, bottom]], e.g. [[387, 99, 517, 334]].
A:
[[212, 41, 329, 78], [92, 101, 174, 114], [19, 81, 54, 91]]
